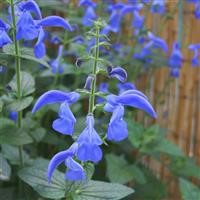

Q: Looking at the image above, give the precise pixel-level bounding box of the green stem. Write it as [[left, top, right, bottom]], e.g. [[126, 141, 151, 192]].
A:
[[10, 0, 24, 167], [88, 26, 100, 114]]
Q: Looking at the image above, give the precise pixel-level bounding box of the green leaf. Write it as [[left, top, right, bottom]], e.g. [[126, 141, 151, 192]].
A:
[[73, 180, 134, 200], [154, 139, 183, 156], [134, 167, 166, 199], [8, 71, 35, 97], [7, 96, 33, 112], [30, 127, 46, 142], [106, 154, 146, 184], [170, 157, 200, 178], [127, 119, 145, 148], [0, 153, 11, 181], [179, 178, 200, 200], [2, 45, 50, 68], [1, 144, 32, 165], [18, 158, 66, 199], [0, 126, 33, 145]]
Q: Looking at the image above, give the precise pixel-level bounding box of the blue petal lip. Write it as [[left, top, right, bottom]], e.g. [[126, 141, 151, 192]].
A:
[[34, 28, 46, 58], [20, 0, 42, 19], [47, 150, 73, 182], [37, 16, 73, 31], [32, 90, 80, 113], [117, 93, 157, 118], [120, 89, 149, 100], [0, 19, 10, 30]]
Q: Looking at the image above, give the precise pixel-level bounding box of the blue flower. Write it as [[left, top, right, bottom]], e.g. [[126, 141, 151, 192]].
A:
[[52, 101, 76, 135], [16, 11, 40, 40], [132, 11, 144, 29], [0, 19, 12, 48], [104, 89, 156, 141], [79, 0, 97, 27], [47, 143, 85, 182], [65, 157, 86, 181], [18, 0, 42, 19], [77, 115, 103, 162], [79, 0, 96, 7], [32, 90, 79, 134], [151, 0, 165, 15], [168, 42, 183, 77], [189, 44, 200, 67], [107, 105, 128, 141], [82, 6, 97, 27], [107, 66, 127, 82], [50, 45, 64, 74], [148, 32, 168, 52], [15, 0, 72, 58], [117, 82, 136, 94], [32, 90, 80, 113]]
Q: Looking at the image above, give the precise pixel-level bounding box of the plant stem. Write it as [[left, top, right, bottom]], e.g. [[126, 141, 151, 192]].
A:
[[88, 26, 100, 114], [10, 0, 24, 167]]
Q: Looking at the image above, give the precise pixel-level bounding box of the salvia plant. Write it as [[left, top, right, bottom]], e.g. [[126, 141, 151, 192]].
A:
[[1, 0, 200, 200]]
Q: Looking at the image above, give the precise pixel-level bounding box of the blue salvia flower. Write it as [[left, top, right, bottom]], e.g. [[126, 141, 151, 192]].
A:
[[33, 90, 78, 135], [50, 45, 64, 74], [77, 115, 103, 162], [52, 101, 76, 135], [107, 66, 127, 82], [188, 44, 200, 67], [132, 11, 144, 29], [15, 0, 72, 58], [168, 42, 183, 77], [82, 6, 97, 27], [147, 32, 168, 52], [101, 3, 125, 35], [104, 89, 157, 141], [117, 82, 136, 94], [47, 143, 86, 182], [120, 3, 143, 16], [0, 19, 12, 48], [151, 0, 165, 15], [79, 0, 97, 27], [107, 105, 128, 141]]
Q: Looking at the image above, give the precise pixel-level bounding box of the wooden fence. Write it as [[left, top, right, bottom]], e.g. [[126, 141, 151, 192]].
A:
[[135, 1, 200, 199]]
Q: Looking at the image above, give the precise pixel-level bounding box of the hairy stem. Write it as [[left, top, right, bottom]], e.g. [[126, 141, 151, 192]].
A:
[[10, 0, 24, 167], [88, 26, 100, 114]]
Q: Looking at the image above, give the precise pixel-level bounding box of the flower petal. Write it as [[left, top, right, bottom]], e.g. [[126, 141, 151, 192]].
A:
[[20, 0, 42, 19], [16, 11, 39, 41], [47, 150, 73, 182], [34, 28, 46, 58], [32, 90, 80, 113], [107, 66, 127, 82], [38, 16, 73, 31], [65, 157, 86, 181], [77, 143, 102, 162], [117, 93, 157, 118]]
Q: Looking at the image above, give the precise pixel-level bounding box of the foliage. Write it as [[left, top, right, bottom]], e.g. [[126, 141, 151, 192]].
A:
[[0, 0, 200, 200]]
